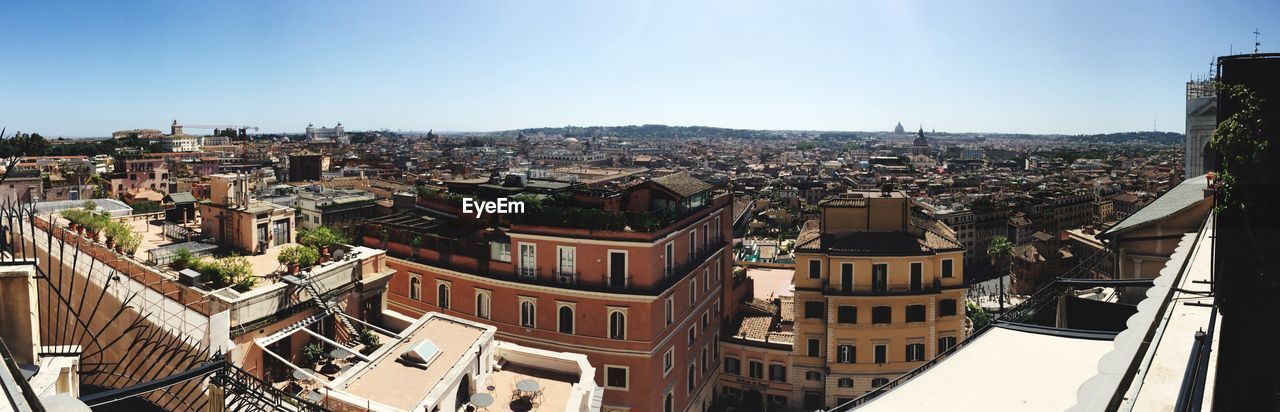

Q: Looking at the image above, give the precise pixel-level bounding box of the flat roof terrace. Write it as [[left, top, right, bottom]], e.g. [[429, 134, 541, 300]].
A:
[[337, 315, 487, 411]]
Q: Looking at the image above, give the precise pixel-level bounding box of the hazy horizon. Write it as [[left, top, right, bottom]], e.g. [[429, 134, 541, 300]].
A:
[[2, 0, 1274, 137]]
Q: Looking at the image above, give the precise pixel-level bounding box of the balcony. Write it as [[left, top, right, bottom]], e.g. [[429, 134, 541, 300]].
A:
[[555, 271, 579, 285], [390, 239, 730, 297], [824, 278, 961, 297], [603, 273, 633, 289]]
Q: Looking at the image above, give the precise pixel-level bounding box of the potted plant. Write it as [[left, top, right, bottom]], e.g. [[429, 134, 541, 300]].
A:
[[302, 342, 326, 368], [170, 248, 192, 270], [120, 232, 141, 256], [278, 245, 319, 275], [300, 227, 347, 262], [410, 236, 423, 259]]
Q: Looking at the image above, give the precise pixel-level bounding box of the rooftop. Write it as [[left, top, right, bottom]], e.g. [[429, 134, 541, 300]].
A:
[[855, 327, 1114, 412], [338, 315, 488, 410]]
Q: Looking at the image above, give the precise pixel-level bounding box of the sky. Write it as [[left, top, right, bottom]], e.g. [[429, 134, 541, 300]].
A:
[[1, 0, 1276, 137]]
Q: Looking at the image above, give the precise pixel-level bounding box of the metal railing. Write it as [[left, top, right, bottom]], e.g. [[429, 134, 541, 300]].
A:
[[0, 337, 45, 412], [209, 361, 328, 411], [827, 278, 951, 295]]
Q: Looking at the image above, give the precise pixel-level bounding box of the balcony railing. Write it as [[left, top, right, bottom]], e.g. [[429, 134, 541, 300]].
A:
[[555, 271, 579, 285], [391, 240, 729, 296], [604, 273, 633, 289], [825, 278, 954, 296]]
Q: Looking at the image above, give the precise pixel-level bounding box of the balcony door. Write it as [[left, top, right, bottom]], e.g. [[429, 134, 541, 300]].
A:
[[841, 263, 854, 292], [872, 263, 888, 293], [910, 262, 923, 291], [609, 251, 627, 287]]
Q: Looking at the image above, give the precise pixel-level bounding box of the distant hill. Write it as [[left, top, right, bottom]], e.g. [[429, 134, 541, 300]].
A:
[[496, 124, 1184, 145]]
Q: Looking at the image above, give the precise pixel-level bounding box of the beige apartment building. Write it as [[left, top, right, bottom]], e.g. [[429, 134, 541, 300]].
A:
[[789, 190, 967, 409]]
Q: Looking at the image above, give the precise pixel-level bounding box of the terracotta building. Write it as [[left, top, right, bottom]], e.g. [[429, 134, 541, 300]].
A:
[[787, 189, 967, 409], [363, 172, 734, 412]]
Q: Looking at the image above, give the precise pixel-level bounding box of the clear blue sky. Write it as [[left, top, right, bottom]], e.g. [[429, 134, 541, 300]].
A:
[[1, 0, 1275, 137]]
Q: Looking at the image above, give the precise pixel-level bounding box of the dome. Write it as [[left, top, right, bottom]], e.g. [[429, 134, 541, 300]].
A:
[[563, 137, 580, 143], [914, 127, 929, 146]]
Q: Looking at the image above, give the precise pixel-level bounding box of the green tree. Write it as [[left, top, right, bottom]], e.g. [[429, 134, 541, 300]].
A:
[[987, 236, 1014, 312]]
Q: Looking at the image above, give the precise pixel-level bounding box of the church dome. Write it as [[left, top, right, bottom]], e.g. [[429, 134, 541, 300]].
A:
[[914, 127, 929, 146]]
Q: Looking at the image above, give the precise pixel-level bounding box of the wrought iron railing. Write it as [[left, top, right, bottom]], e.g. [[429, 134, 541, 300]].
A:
[[210, 361, 328, 411]]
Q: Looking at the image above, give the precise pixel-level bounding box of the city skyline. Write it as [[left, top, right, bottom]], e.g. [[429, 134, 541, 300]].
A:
[[1, 0, 1276, 137]]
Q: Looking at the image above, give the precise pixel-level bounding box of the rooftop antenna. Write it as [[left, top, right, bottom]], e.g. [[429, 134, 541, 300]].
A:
[[1255, 28, 1262, 53]]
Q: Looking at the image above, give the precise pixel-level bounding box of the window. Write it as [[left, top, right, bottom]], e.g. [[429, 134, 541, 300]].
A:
[[872, 306, 892, 324], [715, 217, 721, 242], [664, 392, 674, 412], [557, 246, 576, 280], [837, 345, 855, 363], [723, 357, 741, 375], [840, 263, 854, 292], [688, 326, 696, 346], [665, 242, 675, 277], [607, 250, 628, 288], [808, 260, 822, 279], [519, 243, 536, 278], [689, 279, 697, 305], [519, 298, 536, 327], [939, 336, 957, 352], [608, 309, 627, 340], [874, 344, 887, 364], [804, 301, 823, 319], [689, 231, 696, 261], [803, 391, 823, 409], [939, 299, 958, 317], [557, 304, 575, 334], [910, 262, 923, 291], [605, 366, 628, 390], [436, 283, 451, 309], [872, 263, 888, 292], [906, 304, 926, 323], [837, 306, 857, 324], [702, 268, 709, 292], [663, 347, 675, 376], [838, 378, 854, 388], [701, 312, 709, 329], [807, 338, 821, 357], [767, 395, 788, 405], [489, 241, 511, 263], [942, 259, 954, 278], [805, 371, 822, 381], [703, 223, 709, 251], [409, 276, 421, 301], [687, 364, 696, 393], [475, 290, 490, 319], [768, 364, 787, 382], [872, 377, 889, 387], [665, 297, 674, 326], [701, 347, 709, 374], [749, 361, 763, 379], [906, 343, 925, 361]]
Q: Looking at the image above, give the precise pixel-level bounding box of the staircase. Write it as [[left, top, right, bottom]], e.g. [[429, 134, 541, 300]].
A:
[[212, 362, 326, 412], [298, 279, 358, 345]]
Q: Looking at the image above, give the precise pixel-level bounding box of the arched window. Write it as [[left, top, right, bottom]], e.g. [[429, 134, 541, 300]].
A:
[[475, 292, 490, 319], [437, 284, 450, 309], [409, 277, 421, 301], [608, 311, 626, 340], [664, 393, 674, 412], [558, 305, 575, 334], [520, 300, 535, 327]]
